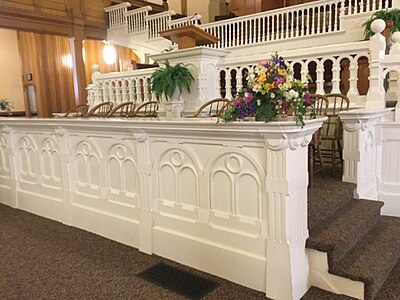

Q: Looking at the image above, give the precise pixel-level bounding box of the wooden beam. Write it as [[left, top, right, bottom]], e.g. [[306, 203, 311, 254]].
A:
[[181, 0, 187, 15]]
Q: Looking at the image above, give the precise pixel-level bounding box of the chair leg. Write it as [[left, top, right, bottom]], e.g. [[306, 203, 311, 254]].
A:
[[308, 146, 313, 187], [332, 140, 336, 175], [337, 139, 343, 167], [317, 145, 324, 168]]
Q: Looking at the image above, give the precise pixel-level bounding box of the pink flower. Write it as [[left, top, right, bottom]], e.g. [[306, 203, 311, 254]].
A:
[[259, 60, 269, 66], [274, 77, 284, 88]]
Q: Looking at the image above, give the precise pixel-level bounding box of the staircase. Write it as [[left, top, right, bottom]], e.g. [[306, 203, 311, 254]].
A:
[[304, 169, 400, 300]]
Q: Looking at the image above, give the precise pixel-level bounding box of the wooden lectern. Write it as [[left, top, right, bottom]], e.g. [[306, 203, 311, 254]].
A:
[[159, 25, 219, 50]]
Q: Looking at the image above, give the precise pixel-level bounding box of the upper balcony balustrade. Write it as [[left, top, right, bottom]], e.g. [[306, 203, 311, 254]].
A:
[[105, 0, 397, 56]]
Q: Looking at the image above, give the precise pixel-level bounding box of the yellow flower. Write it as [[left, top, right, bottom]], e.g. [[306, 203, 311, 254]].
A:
[[278, 68, 286, 76], [265, 83, 274, 91], [258, 73, 266, 85]]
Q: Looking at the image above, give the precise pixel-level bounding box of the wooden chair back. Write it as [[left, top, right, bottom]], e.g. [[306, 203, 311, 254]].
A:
[[131, 101, 159, 118], [192, 98, 231, 117], [84, 101, 114, 117], [321, 93, 350, 139], [106, 102, 136, 117], [309, 94, 329, 117], [63, 104, 89, 117]]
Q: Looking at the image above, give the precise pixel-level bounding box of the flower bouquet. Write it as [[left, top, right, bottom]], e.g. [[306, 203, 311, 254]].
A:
[[220, 53, 315, 126]]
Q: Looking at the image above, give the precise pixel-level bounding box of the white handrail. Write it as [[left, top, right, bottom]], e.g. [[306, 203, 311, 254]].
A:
[[126, 6, 153, 35], [169, 14, 202, 29], [200, 0, 345, 49], [147, 10, 177, 40], [105, 2, 131, 29]]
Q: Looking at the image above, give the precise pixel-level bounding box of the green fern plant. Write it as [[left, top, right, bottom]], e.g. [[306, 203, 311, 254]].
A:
[[363, 9, 400, 39], [150, 61, 194, 101]]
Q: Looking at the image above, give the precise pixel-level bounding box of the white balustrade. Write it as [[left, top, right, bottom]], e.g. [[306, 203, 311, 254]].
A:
[[104, 0, 396, 50], [169, 14, 202, 29], [147, 10, 176, 40], [104, 2, 131, 29], [216, 42, 370, 105], [126, 6, 153, 35], [345, 0, 391, 15], [200, 0, 345, 49], [91, 68, 155, 108]]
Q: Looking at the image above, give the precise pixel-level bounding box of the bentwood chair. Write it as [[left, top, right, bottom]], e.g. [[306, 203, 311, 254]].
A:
[[131, 101, 159, 118], [320, 93, 350, 175], [63, 104, 89, 117], [191, 98, 232, 118], [106, 102, 136, 117], [84, 101, 114, 117], [308, 94, 329, 186]]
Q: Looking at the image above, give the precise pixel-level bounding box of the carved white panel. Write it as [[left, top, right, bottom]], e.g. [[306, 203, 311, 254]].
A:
[[158, 148, 199, 219], [40, 138, 62, 188], [18, 136, 38, 182], [107, 144, 138, 207], [208, 152, 263, 235], [0, 133, 10, 177], [381, 140, 400, 184], [74, 141, 101, 196]]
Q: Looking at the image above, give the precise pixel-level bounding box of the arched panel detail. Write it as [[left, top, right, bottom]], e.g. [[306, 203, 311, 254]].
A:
[[40, 138, 62, 184], [74, 141, 101, 187], [106, 143, 138, 199], [157, 147, 200, 207], [207, 151, 263, 221], [18, 136, 38, 179]]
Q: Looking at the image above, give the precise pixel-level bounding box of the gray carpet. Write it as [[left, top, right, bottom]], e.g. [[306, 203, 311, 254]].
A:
[[1, 168, 399, 299], [0, 203, 266, 300]]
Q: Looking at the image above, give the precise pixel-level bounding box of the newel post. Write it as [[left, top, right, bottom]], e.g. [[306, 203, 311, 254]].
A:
[[262, 119, 325, 300], [366, 19, 386, 109]]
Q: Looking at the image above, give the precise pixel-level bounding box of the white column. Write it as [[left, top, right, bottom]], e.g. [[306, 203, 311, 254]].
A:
[[340, 108, 392, 200], [133, 130, 154, 254], [262, 120, 323, 300]]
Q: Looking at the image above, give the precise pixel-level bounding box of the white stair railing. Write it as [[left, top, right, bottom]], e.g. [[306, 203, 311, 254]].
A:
[[200, 0, 345, 49], [169, 13, 202, 29], [104, 2, 131, 29], [345, 0, 392, 15], [126, 6, 153, 35], [147, 10, 176, 40]]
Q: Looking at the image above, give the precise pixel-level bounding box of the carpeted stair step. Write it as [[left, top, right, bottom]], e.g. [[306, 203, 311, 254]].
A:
[[330, 216, 400, 300], [307, 199, 384, 267], [375, 259, 400, 299], [308, 179, 356, 231]]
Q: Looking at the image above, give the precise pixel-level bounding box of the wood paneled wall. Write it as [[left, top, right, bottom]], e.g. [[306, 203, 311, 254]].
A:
[[83, 40, 140, 85], [0, 0, 109, 39], [18, 31, 75, 117]]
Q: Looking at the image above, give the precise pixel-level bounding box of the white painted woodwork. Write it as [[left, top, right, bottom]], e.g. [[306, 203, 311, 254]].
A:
[[126, 6, 153, 35], [104, 2, 131, 29], [307, 249, 364, 299], [340, 109, 393, 199], [379, 122, 400, 217], [0, 117, 325, 300], [105, 0, 394, 55]]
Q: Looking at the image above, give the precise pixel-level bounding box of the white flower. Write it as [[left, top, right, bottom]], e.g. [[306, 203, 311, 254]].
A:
[[270, 93, 275, 99], [253, 84, 261, 92], [285, 89, 299, 99], [257, 99, 261, 106]]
